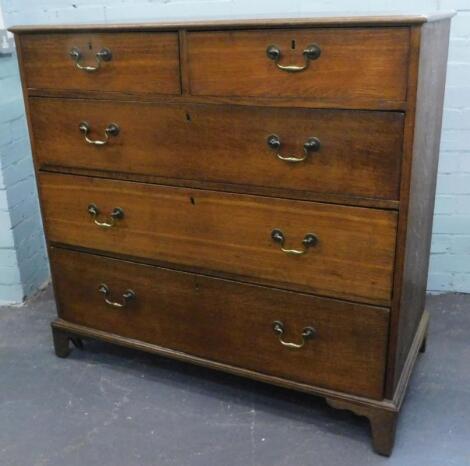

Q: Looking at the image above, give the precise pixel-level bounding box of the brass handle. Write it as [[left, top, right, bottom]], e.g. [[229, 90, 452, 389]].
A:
[[69, 47, 112, 72], [271, 229, 318, 256], [266, 44, 321, 72], [267, 134, 321, 163], [98, 283, 135, 308], [272, 321, 316, 349], [88, 204, 124, 228], [79, 121, 120, 146]]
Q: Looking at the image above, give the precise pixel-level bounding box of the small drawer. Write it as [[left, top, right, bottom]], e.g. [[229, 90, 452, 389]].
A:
[[19, 32, 181, 95], [187, 28, 409, 105], [30, 98, 404, 201], [39, 172, 397, 305], [50, 247, 389, 399]]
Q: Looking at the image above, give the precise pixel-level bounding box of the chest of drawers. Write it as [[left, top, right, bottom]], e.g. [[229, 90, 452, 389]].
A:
[[11, 12, 453, 456]]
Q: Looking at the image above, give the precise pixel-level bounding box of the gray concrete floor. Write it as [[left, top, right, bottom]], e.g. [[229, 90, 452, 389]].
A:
[[0, 286, 469, 466]]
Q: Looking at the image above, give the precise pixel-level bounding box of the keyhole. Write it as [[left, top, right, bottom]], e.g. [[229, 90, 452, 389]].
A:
[[186, 112, 191, 122], [291, 39, 296, 50], [190, 196, 195, 205], [88, 42, 92, 50]]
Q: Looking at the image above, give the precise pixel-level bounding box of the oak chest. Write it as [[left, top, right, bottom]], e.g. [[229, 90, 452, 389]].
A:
[[11, 12, 453, 456]]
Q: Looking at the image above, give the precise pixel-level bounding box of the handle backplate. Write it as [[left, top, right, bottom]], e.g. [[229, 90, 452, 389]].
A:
[[267, 134, 321, 163], [88, 203, 124, 228], [272, 320, 316, 349], [266, 44, 321, 72], [79, 121, 120, 146], [98, 283, 135, 308], [70, 47, 112, 72], [271, 228, 318, 256]]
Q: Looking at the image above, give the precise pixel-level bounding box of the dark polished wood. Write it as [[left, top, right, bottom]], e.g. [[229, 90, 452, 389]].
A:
[[26, 87, 409, 111], [326, 398, 398, 456], [19, 32, 181, 95], [30, 97, 404, 201], [40, 165, 401, 210], [50, 247, 390, 399], [187, 28, 409, 104], [9, 12, 451, 35], [326, 309, 429, 456], [49, 306, 429, 457], [52, 326, 71, 358], [39, 172, 397, 305], [386, 19, 452, 395], [12, 13, 453, 456]]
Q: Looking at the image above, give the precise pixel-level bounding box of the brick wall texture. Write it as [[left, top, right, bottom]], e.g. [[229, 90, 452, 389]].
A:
[[0, 52, 48, 304], [0, 0, 469, 297]]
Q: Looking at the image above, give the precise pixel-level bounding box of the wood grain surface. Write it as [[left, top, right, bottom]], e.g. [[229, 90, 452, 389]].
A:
[[187, 28, 410, 104], [30, 97, 404, 201], [40, 172, 397, 305], [50, 246, 390, 399], [20, 32, 181, 94]]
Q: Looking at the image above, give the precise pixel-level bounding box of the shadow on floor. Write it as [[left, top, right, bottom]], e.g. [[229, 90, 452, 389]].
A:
[[0, 287, 469, 466]]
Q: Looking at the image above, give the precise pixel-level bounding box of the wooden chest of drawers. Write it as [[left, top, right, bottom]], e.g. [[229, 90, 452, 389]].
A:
[[11, 12, 453, 456]]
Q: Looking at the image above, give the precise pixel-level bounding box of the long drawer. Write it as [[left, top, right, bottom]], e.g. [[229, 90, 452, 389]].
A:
[[39, 172, 397, 305], [19, 32, 181, 95], [50, 247, 389, 399], [187, 28, 409, 104], [30, 98, 404, 201]]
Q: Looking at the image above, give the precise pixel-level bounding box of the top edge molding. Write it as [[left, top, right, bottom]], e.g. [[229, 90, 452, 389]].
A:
[[9, 11, 456, 34]]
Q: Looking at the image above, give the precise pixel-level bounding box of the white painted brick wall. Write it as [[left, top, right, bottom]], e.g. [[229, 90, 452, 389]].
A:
[[0, 0, 469, 294], [0, 50, 23, 304], [0, 50, 49, 305], [432, 0, 470, 293]]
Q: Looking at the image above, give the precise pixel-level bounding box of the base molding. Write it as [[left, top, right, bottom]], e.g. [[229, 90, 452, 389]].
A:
[[51, 309, 429, 456], [326, 397, 398, 456], [328, 310, 429, 455]]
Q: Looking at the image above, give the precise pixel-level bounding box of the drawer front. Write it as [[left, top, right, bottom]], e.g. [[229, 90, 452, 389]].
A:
[[187, 28, 409, 104], [50, 247, 389, 399], [20, 32, 180, 95], [31, 98, 404, 201], [40, 173, 397, 305]]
